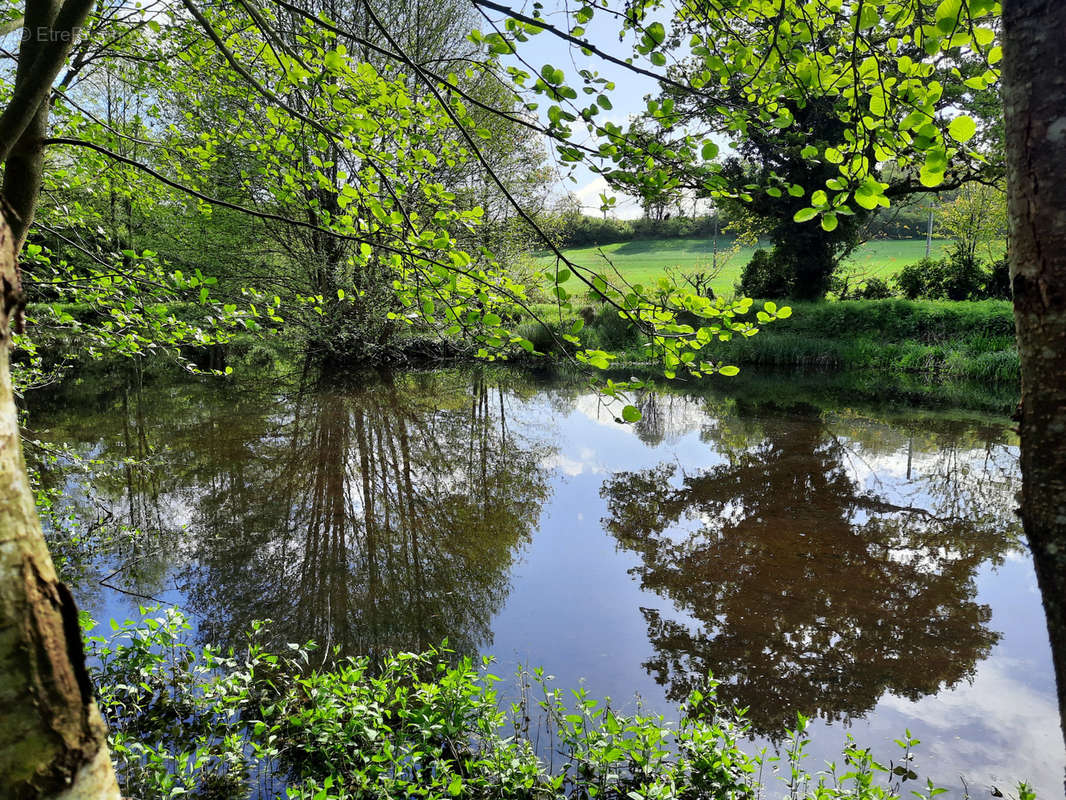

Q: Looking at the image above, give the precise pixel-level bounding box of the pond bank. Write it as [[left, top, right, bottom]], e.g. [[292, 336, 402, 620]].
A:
[[519, 299, 1019, 386], [713, 299, 1018, 382]]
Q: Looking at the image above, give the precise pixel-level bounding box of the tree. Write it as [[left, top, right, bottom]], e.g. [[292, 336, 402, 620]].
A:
[[503, 0, 1003, 300], [936, 181, 1008, 269], [660, 5, 1003, 299], [1, 214, 121, 798], [1001, 0, 1066, 760]]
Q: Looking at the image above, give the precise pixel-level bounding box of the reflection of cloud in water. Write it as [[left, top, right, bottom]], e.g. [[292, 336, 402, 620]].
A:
[[572, 393, 712, 445], [541, 452, 592, 477], [573, 395, 638, 433], [879, 657, 1065, 793]]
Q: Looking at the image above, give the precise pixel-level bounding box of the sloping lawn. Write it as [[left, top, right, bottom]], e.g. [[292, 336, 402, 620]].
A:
[[536, 237, 954, 295]]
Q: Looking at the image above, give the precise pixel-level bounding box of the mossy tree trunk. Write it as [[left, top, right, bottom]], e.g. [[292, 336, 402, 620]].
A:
[[1002, 0, 1066, 770], [0, 215, 120, 798]]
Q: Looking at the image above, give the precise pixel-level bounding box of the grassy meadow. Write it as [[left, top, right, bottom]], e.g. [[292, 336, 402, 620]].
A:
[[536, 236, 953, 294]]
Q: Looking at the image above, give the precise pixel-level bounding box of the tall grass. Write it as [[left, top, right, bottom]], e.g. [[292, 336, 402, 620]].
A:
[[516, 299, 1020, 385], [715, 299, 1018, 383]]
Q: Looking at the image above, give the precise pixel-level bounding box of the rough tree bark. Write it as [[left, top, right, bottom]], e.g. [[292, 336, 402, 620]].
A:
[[0, 214, 120, 799], [1002, 0, 1066, 780], [0, 0, 95, 251]]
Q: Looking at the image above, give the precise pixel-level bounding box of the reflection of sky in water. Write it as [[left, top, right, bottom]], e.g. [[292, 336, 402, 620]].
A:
[[44, 376, 1065, 798], [492, 394, 1063, 797]]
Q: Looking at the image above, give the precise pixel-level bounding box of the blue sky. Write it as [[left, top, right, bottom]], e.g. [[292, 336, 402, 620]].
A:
[[481, 0, 663, 218]]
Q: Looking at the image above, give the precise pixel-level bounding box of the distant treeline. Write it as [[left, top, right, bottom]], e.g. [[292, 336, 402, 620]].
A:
[[555, 206, 932, 248]]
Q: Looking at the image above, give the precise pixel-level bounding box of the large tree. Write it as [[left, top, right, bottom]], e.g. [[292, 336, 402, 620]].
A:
[[1, 214, 121, 798], [1001, 0, 1066, 762]]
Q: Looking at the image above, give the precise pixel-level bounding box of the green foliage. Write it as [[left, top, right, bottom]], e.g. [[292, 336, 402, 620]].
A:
[[499, 0, 1002, 299], [84, 608, 1015, 800], [857, 277, 893, 300], [736, 249, 792, 300], [984, 257, 1012, 300], [894, 250, 998, 301], [895, 260, 937, 300], [712, 300, 1018, 383], [589, 305, 642, 351]]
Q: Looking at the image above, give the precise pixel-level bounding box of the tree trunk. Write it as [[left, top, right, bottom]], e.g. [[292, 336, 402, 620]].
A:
[[0, 0, 94, 252], [1002, 0, 1066, 778], [0, 215, 120, 798]]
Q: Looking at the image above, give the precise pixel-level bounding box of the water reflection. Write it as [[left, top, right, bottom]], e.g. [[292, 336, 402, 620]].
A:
[[30, 366, 551, 658], [184, 373, 551, 657], [27, 364, 1061, 790], [602, 399, 1022, 736]]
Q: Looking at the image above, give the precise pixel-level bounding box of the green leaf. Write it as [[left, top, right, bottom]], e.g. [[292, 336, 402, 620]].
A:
[[948, 114, 977, 143], [621, 404, 642, 423], [793, 208, 818, 223], [919, 166, 945, 188], [719, 365, 740, 376], [323, 50, 345, 72]]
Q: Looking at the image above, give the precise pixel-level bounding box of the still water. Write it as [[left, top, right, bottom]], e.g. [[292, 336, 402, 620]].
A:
[[26, 365, 1065, 795]]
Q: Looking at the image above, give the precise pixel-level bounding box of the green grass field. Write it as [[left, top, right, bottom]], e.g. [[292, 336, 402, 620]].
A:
[[536, 237, 953, 295]]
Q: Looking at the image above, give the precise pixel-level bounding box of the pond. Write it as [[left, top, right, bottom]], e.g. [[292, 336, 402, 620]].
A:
[[25, 363, 1065, 796]]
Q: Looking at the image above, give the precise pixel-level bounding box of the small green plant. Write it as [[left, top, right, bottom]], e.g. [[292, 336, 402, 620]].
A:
[[85, 609, 1038, 800]]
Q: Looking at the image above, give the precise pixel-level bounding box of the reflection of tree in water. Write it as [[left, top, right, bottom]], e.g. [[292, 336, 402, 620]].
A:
[[182, 371, 551, 659], [602, 406, 1019, 737], [27, 365, 552, 660], [28, 362, 192, 603]]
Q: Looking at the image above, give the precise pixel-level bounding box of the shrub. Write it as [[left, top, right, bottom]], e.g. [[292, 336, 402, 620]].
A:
[[591, 305, 642, 350], [516, 320, 564, 355], [932, 248, 986, 301], [894, 258, 938, 299], [894, 254, 985, 301], [737, 249, 792, 298], [87, 609, 1001, 800], [984, 256, 1011, 299], [858, 277, 893, 299]]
